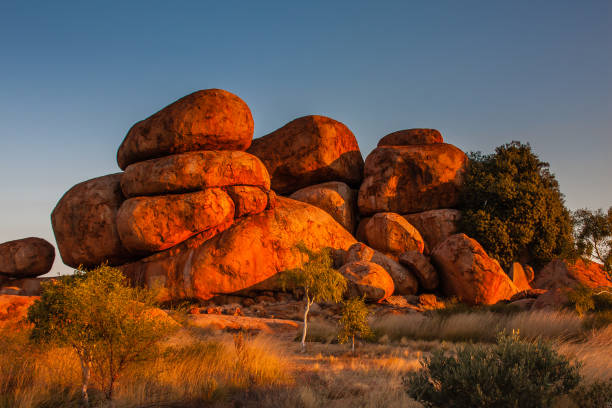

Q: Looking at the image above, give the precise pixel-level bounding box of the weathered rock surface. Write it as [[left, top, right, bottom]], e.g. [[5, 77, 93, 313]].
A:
[[247, 115, 364, 194], [120, 150, 270, 197], [358, 144, 468, 215], [117, 89, 254, 169], [508, 262, 532, 292], [431, 234, 519, 305], [226, 186, 269, 218], [533, 259, 612, 291], [52, 174, 132, 268], [120, 197, 356, 301], [403, 209, 461, 252], [0, 277, 49, 296], [339, 261, 394, 302], [0, 238, 55, 278], [289, 181, 357, 233], [117, 188, 235, 254], [399, 250, 439, 290], [377, 129, 443, 147], [363, 213, 425, 258], [345, 243, 418, 295]]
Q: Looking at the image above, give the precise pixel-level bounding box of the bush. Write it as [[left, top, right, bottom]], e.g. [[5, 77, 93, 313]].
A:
[[566, 285, 612, 316], [404, 332, 581, 408], [570, 379, 612, 408], [459, 141, 574, 269]]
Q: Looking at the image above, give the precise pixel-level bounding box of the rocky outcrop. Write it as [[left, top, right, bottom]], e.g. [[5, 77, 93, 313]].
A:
[[116, 189, 236, 254], [358, 144, 468, 215], [289, 181, 357, 233], [377, 129, 443, 147], [398, 250, 439, 291], [533, 259, 612, 291], [120, 197, 356, 301], [0, 238, 55, 278], [339, 261, 394, 302], [363, 212, 425, 258], [431, 234, 519, 305], [403, 209, 461, 252], [345, 242, 418, 295], [247, 115, 364, 194], [120, 150, 270, 197], [0, 295, 38, 326], [52, 174, 132, 268], [508, 262, 532, 292], [117, 89, 254, 169]]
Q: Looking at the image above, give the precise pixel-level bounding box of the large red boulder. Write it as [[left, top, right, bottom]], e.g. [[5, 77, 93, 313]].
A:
[[403, 209, 461, 252], [358, 144, 468, 215], [52, 174, 132, 268], [225, 186, 270, 218], [289, 181, 357, 233], [117, 89, 254, 169], [119, 197, 356, 301], [398, 250, 439, 291], [0, 238, 55, 278], [345, 242, 418, 295], [116, 188, 235, 254], [339, 261, 394, 302], [377, 129, 443, 147], [363, 212, 425, 258], [120, 150, 270, 197], [431, 234, 519, 305], [508, 262, 532, 292], [533, 259, 612, 291], [247, 115, 364, 194]]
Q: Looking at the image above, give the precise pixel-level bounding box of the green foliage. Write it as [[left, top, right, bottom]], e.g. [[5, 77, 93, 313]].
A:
[[570, 379, 612, 408], [404, 331, 581, 408], [566, 284, 612, 316], [573, 207, 612, 273], [338, 297, 373, 350], [459, 141, 574, 269], [27, 264, 176, 402]]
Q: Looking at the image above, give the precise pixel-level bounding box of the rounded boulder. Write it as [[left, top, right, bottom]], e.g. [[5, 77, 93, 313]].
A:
[[364, 212, 425, 258], [0, 238, 55, 278], [339, 261, 394, 302], [377, 129, 443, 147]]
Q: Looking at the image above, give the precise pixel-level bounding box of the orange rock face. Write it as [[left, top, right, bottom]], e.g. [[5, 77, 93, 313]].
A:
[[345, 243, 418, 295], [52, 174, 132, 268], [0, 295, 38, 326], [0, 238, 55, 278], [509, 262, 532, 292], [289, 181, 357, 233], [339, 261, 395, 302], [377, 129, 443, 147], [533, 259, 612, 291], [247, 115, 364, 194], [226, 186, 269, 218], [117, 188, 235, 254], [364, 213, 425, 258], [399, 250, 439, 291], [403, 209, 461, 252], [117, 89, 254, 169], [431, 234, 519, 305], [119, 197, 356, 301], [358, 144, 468, 215], [120, 150, 270, 197]]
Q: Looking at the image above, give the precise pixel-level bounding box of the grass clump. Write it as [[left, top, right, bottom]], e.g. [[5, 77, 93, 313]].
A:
[[404, 332, 581, 408]]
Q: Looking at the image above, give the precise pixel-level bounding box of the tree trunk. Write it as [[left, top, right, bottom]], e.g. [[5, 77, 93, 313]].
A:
[[301, 295, 313, 352], [351, 335, 355, 354], [79, 358, 91, 408]]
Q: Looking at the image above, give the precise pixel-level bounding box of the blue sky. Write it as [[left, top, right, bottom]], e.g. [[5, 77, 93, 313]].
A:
[[1, 0, 610, 276]]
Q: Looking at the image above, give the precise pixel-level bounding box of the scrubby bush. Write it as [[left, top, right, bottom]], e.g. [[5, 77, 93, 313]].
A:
[[27, 264, 176, 406], [404, 332, 581, 408], [566, 284, 612, 316], [460, 141, 574, 270], [570, 379, 612, 408], [338, 297, 373, 353]]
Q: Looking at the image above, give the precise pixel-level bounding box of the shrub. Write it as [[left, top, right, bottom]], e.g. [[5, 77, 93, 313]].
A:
[[27, 264, 177, 406], [573, 207, 612, 273], [338, 297, 373, 353], [570, 379, 612, 408], [566, 284, 612, 316], [404, 332, 581, 408], [459, 141, 574, 269]]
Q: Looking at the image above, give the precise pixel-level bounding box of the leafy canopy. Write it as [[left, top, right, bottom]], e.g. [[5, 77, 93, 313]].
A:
[[28, 264, 176, 401], [459, 141, 574, 269], [573, 207, 612, 272], [338, 297, 373, 346]]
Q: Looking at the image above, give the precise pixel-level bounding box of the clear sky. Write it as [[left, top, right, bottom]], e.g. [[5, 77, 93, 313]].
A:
[[1, 0, 611, 277]]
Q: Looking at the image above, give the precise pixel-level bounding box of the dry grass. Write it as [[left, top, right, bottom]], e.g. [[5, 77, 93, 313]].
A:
[[555, 324, 612, 382], [371, 310, 584, 343]]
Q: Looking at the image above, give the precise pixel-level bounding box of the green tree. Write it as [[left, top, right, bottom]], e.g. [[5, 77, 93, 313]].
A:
[[459, 141, 574, 270], [28, 264, 176, 406], [338, 297, 372, 354], [282, 243, 347, 352], [573, 207, 612, 273]]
